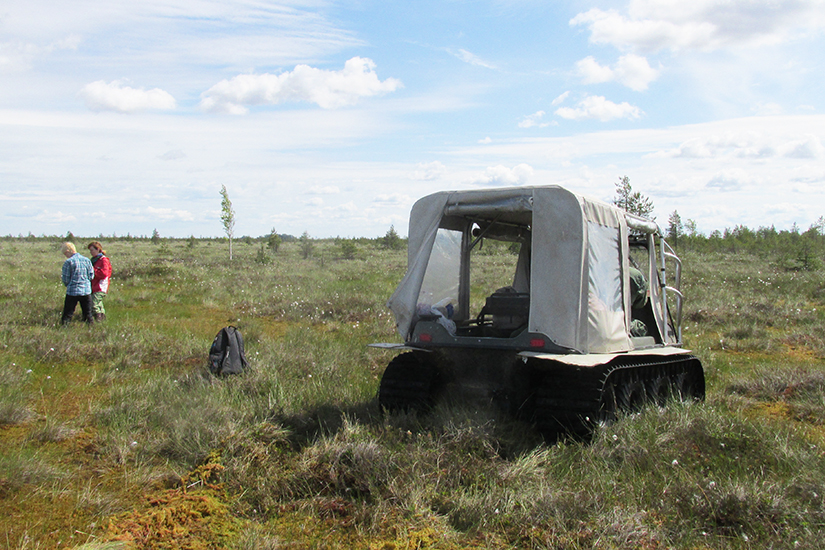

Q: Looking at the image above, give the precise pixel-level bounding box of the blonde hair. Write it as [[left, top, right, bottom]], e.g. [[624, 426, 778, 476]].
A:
[[87, 241, 106, 255], [62, 242, 76, 255]]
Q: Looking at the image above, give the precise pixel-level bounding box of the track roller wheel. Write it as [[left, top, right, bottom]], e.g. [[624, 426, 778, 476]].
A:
[[617, 378, 646, 413], [647, 376, 671, 407], [598, 382, 618, 423], [673, 370, 702, 402], [378, 352, 441, 413]]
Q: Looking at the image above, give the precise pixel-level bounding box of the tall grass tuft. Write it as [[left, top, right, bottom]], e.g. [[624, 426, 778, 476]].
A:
[[726, 363, 825, 424], [0, 447, 65, 496], [95, 369, 257, 466], [0, 363, 34, 425]]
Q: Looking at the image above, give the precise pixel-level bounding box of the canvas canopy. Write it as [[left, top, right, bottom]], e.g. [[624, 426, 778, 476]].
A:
[[387, 185, 660, 354]]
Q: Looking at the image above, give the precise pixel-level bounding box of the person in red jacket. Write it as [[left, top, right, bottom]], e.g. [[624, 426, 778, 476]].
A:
[[87, 241, 112, 321]]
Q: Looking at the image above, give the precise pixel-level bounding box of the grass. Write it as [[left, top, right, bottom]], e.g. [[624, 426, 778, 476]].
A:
[[0, 238, 824, 548]]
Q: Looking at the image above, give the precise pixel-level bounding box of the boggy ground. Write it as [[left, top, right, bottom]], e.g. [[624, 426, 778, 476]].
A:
[[1, 238, 824, 549]]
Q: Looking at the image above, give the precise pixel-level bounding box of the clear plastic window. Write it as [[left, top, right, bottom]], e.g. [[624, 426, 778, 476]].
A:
[[587, 222, 626, 351], [469, 239, 524, 315], [587, 222, 622, 313], [417, 228, 462, 318]]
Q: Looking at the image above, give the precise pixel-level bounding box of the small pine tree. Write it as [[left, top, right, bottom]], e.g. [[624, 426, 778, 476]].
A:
[[267, 228, 281, 253], [255, 242, 271, 264], [668, 210, 682, 247], [151, 228, 160, 244], [812, 216, 825, 236], [299, 231, 314, 259], [613, 176, 655, 219], [340, 238, 357, 260], [382, 225, 403, 250]]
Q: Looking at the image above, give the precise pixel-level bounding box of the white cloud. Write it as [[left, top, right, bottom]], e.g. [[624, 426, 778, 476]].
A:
[[554, 95, 643, 121], [79, 80, 176, 113], [647, 174, 705, 198], [0, 35, 80, 72], [781, 134, 825, 158], [412, 161, 447, 181], [146, 206, 194, 221], [309, 185, 341, 194], [372, 193, 413, 207], [113, 207, 142, 217], [551, 91, 570, 106], [735, 145, 777, 159], [452, 48, 497, 69], [159, 150, 186, 161], [576, 57, 614, 84], [35, 210, 76, 223], [467, 164, 533, 187], [651, 132, 824, 160], [675, 138, 716, 158], [651, 136, 720, 158], [199, 57, 402, 113], [518, 110, 555, 128], [753, 102, 784, 116], [571, 1, 825, 53], [707, 168, 754, 190], [765, 201, 808, 217], [479, 136, 492, 144], [1, 2, 364, 75], [570, 8, 715, 53], [576, 54, 660, 91], [325, 201, 359, 216]]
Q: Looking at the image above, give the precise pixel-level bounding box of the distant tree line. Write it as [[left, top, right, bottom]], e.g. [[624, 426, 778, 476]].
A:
[[2, 226, 407, 251], [9, 176, 821, 271], [664, 214, 825, 270], [1, 230, 302, 244], [611, 176, 824, 271]]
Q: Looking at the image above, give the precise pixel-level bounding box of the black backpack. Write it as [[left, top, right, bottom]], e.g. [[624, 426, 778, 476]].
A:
[[208, 326, 248, 376]]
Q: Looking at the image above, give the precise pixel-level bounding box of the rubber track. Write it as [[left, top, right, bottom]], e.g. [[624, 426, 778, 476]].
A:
[[530, 355, 704, 438], [378, 352, 439, 412]]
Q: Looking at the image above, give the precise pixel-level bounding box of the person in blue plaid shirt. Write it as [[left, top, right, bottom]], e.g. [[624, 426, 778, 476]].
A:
[[61, 242, 94, 325]]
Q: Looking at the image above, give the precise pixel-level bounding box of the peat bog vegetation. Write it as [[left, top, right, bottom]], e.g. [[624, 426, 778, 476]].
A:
[[1, 236, 824, 549]]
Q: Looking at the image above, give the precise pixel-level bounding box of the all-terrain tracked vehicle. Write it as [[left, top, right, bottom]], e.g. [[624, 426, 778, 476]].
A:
[[372, 185, 704, 437]]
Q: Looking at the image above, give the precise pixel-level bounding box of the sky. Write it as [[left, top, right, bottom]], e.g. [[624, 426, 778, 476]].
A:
[[1, 0, 824, 239]]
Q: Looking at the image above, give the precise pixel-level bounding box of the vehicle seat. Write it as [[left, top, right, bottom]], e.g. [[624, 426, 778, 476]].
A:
[[485, 286, 529, 332]]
